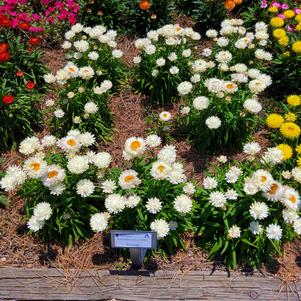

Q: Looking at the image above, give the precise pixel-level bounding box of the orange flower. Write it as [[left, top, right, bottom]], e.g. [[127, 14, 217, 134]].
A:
[[234, 0, 242, 4], [139, 0, 151, 10], [224, 0, 235, 10]]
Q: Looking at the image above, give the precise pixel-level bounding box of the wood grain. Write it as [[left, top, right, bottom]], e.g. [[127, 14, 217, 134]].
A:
[[0, 268, 300, 300]]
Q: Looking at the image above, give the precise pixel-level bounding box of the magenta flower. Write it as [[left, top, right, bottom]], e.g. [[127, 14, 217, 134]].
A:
[[281, 4, 289, 10], [271, 2, 282, 8]]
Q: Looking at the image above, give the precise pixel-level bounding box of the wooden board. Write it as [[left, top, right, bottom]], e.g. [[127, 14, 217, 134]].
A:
[[0, 268, 300, 300]]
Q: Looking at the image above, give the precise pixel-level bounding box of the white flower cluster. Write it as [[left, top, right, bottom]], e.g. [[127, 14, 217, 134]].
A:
[[89, 135, 195, 240], [27, 202, 52, 232]]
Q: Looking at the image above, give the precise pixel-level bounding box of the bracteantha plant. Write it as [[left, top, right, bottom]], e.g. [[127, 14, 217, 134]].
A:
[[195, 140, 301, 269], [133, 24, 201, 106], [178, 19, 273, 152], [90, 135, 196, 254], [0, 130, 110, 244]]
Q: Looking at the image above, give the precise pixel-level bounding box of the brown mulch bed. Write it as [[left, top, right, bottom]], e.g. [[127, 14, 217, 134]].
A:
[[0, 30, 300, 284]]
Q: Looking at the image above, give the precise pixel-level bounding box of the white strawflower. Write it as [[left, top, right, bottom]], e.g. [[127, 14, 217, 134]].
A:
[[19, 137, 41, 155], [261, 147, 283, 165], [202, 48, 212, 57], [76, 179, 95, 198], [183, 183, 196, 195], [27, 216, 45, 232], [252, 169, 273, 192], [146, 134, 161, 148], [206, 29, 218, 38], [101, 179, 116, 194], [215, 51, 232, 63], [159, 111, 172, 121], [90, 213, 109, 232], [126, 194, 141, 208], [193, 96, 209, 110], [243, 142, 261, 156], [168, 52, 177, 61], [67, 155, 89, 174], [74, 40, 89, 52], [263, 182, 284, 202], [243, 177, 259, 195], [156, 57, 166, 66], [124, 137, 146, 159], [293, 219, 301, 235], [146, 197, 162, 214], [174, 194, 192, 214], [191, 74, 201, 83], [217, 37, 229, 47], [282, 209, 299, 224], [23, 157, 47, 179], [62, 40, 72, 49], [79, 132, 95, 147], [45, 99, 55, 107], [105, 194, 126, 214], [248, 221, 262, 235], [180, 106, 190, 115], [217, 155, 227, 163], [292, 167, 301, 183], [84, 101, 98, 114], [79, 66, 95, 80], [54, 109, 65, 118], [151, 160, 172, 180], [209, 191, 227, 208], [150, 219, 170, 239], [266, 224, 282, 240], [225, 189, 238, 200], [43, 73, 56, 84], [205, 116, 221, 129], [158, 145, 177, 164], [93, 152, 112, 169], [249, 202, 269, 220], [112, 49, 123, 58], [169, 66, 179, 75], [118, 169, 141, 190], [41, 135, 57, 148], [227, 225, 241, 239], [50, 183, 65, 195], [281, 187, 300, 210], [88, 51, 99, 60], [177, 81, 193, 95], [203, 176, 218, 189], [33, 202, 52, 221], [58, 135, 81, 153], [42, 165, 65, 187], [182, 49, 192, 57], [243, 99, 262, 114], [71, 23, 84, 33], [151, 69, 159, 77], [133, 56, 141, 64]]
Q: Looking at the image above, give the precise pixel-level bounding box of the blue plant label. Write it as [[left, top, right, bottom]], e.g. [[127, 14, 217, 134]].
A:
[[111, 230, 157, 249]]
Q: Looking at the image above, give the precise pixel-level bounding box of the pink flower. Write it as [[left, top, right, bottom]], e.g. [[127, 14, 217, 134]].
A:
[[277, 13, 286, 19], [294, 8, 301, 15], [261, 0, 268, 8], [281, 4, 289, 10], [271, 2, 282, 8]]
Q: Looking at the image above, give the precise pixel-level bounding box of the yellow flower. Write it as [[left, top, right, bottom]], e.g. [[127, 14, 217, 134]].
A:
[[297, 156, 301, 167], [270, 17, 285, 27], [266, 113, 284, 128], [296, 15, 301, 22], [283, 51, 290, 56], [284, 112, 297, 122], [273, 28, 286, 38], [292, 41, 301, 53], [296, 144, 301, 154], [277, 144, 293, 160], [283, 10, 295, 19], [280, 122, 301, 139], [296, 24, 301, 31], [287, 95, 301, 106], [268, 6, 278, 13], [279, 36, 289, 46]]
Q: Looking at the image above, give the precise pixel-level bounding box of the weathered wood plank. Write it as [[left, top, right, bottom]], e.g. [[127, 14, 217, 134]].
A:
[[0, 268, 300, 300]]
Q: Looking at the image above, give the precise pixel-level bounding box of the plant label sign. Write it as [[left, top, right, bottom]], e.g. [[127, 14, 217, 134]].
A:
[[111, 230, 157, 249]]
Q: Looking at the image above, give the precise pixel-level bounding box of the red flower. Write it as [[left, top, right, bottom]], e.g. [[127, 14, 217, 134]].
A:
[[16, 70, 24, 77], [0, 51, 10, 62], [0, 43, 9, 53], [29, 37, 41, 46], [18, 22, 30, 30], [26, 81, 35, 90], [2, 95, 14, 105], [0, 16, 12, 28]]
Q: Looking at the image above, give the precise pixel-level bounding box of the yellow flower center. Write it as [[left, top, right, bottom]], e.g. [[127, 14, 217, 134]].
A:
[[289, 195, 297, 203], [30, 162, 41, 171], [269, 183, 279, 195], [124, 175, 135, 183], [226, 83, 234, 89], [68, 67, 76, 73], [158, 165, 165, 173], [130, 141, 141, 151], [47, 170, 58, 178], [67, 138, 77, 147], [260, 176, 267, 183]]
